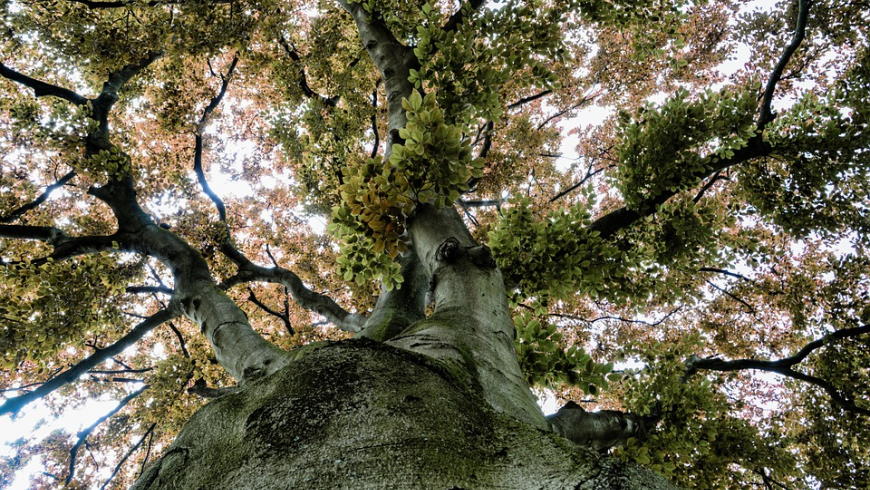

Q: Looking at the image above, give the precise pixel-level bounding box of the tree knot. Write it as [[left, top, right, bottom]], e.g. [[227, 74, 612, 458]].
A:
[[435, 237, 462, 263]]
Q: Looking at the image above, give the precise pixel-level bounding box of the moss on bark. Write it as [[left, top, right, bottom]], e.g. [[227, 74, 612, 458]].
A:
[[133, 339, 674, 489]]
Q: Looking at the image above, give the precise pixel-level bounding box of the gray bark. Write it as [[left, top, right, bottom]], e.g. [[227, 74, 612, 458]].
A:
[[133, 340, 673, 489]]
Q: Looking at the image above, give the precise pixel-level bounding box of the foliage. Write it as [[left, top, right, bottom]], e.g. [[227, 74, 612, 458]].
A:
[[0, 0, 868, 487], [514, 309, 613, 394], [329, 90, 482, 288], [614, 338, 800, 488], [614, 86, 757, 209]]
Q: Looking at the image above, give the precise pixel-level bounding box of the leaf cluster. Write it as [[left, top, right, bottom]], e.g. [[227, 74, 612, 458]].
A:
[[329, 90, 482, 288], [514, 310, 612, 395], [614, 86, 757, 209]]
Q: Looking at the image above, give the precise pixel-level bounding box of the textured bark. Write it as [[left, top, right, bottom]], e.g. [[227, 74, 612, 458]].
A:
[[387, 204, 548, 430], [133, 340, 673, 489], [547, 402, 658, 452], [90, 181, 287, 382]]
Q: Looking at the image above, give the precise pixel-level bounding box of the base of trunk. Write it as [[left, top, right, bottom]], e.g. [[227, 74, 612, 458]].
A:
[[133, 339, 672, 489]]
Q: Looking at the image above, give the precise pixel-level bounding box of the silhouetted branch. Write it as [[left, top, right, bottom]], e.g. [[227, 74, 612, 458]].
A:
[[692, 171, 730, 202], [588, 135, 772, 239], [248, 287, 295, 335], [370, 86, 380, 158], [126, 285, 174, 295], [686, 325, 870, 416], [99, 422, 156, 490], [706, 280, 756, 314], [757, 0, 810, 128], [0, 63, 88, 105], [550, 307, 680, 327], [550, 166, 606, 203], [442, 0, 485, 32], [193, 54, 238, 223], [66, 386, 147, 484], [277, 36, 339, 107], [458, 199, 505, 208], [699, 267, 754, 283], [507, 89, 552, 110], [0, 308, 178, 416], [0, 170, 77, 223]]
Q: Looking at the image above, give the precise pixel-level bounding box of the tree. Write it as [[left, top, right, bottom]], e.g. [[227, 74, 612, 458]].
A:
[[0, 0, 867, 487]]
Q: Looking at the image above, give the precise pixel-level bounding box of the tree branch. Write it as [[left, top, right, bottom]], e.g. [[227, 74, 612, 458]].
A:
[[248, 287, 294, 335], [222, 258, 364, 332], [370, 85, 380, 158], [0, 63, 88, 105], [277, 36, 339, 107], [0, 308, 178, 416], [98, 422, 156, 490], [706, 279, 756, 314], [66, 386, 147, 484], [547, 401, 658, 451], [88, 52, 163, 151], [126, 285, 174, 295], [338, 0, 415, 156], [699, 267, 755, 283], [0, 225, 119, 264], [585, 5, 813, 240], [588, 135, 772, 239], [757, 0, 810, 128], [68, 0, 230, 7], [686, 325, 870, 416], [0, 170, 77, 223], [193, 54, 239, 223], [507, 89, 552, 110]]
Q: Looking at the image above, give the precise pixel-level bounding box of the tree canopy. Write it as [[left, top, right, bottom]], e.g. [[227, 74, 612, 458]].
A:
[[0, 0, 868, 487]]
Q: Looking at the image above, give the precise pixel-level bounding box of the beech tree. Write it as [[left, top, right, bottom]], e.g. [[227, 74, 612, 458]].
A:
[[1, 0, 868, 487]]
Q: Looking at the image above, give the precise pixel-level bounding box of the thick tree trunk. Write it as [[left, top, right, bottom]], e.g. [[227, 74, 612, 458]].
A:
[[132, 340, 672, 489]]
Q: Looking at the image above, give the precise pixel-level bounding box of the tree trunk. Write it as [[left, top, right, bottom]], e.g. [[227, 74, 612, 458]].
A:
[[132, 339, 673, 489]]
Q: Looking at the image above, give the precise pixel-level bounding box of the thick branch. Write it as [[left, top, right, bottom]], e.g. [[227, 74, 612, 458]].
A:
[[223, 259, 364, 332], [547, 401, 658, 451], [0, 63, 88, 105], [686, 325, 870, 416], [338, 0, 415, 156], [88, 52, 162, 151], [67, 386, 147, 484], [757, 0, 810, 128], [0, 308, 178, 416], [0, 170, 77, 223], [0, 224, 62, 241], [0, 225, 119, 263]]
